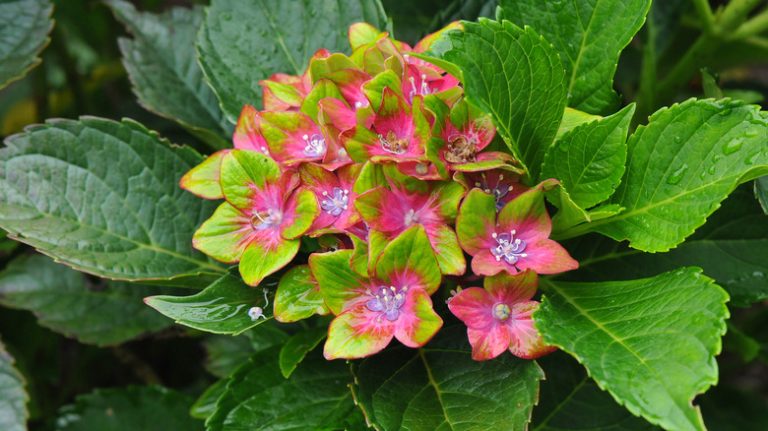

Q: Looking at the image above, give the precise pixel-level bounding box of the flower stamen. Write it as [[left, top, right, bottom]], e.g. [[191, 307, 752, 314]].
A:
[[320, 187, 350, 216], [302, 133, 326, 157], [490, 229, 528, 265]]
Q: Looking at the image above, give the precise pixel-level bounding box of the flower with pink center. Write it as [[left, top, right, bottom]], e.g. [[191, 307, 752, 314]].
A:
[[456, 181, 578, 276], [355, 169, 466, 275], [310, 226, 443, 359], [343, 87, 431, 163], [448, 271, 556, 361], [299, 163, 361, 235], [259, 111, 331, 166], [191, 150, 318, 286]]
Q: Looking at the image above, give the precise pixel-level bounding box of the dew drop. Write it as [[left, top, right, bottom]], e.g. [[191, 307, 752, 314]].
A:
[[722, 138, 743, 155], [753, 271, 765, 278], [745, 151, 760, 165], [220, 11, 232, 21], [707, 165, 716, 175], [744, 128, 758, 138], [666, 164, 688, 185]]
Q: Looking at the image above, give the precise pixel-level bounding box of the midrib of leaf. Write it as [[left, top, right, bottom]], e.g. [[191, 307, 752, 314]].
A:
[[566, 0, 599, 101], [540, 278, 692, 424], [418, 349, 455, 430], [256, 0, 302, 75], [531, 377, 589, 431]]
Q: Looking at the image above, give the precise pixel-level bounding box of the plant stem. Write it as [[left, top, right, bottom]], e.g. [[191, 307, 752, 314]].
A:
[[731, 7, 768, 39], [692, 0, 716, 33]]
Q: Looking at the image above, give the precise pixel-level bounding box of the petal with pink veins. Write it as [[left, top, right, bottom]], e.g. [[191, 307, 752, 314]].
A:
[[467, 325, 512, 361], [507, 301, 557, 359], [393, 287, 442, 348], [446, 287, 495, 329]]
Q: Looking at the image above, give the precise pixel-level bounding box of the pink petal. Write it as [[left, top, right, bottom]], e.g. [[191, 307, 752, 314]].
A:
[[485, 271, 538, 305], [393, 287, 443, 348], [507, 301, 557, 359], [470, 249, 509, 277], [233, 105, 269, 154], [467, 325, 511, 361], [323, 305, 396, 360], [515, 239, 579, 275], [447, 287, 495, 329], [318, 97, 358, 132]]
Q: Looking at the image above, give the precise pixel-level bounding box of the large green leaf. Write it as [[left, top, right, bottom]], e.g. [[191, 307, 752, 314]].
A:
[[107, 0, 231, 149], [0, 254, 172, 346], [353, 327, 544, 431], [206, 347, 360, 431], [198, 0, 388, 122], [0, 0, 53, 89], [498, 0, 651, 115], [542, 103, 635, 207], [568, 186, 768, 307], [532, 353, 658, 431], [278, 327, 326, 378], [432, 19, 566, 179], [55, 386, 202, 431], [536, 268, 729, 431], [0, 117, 224, 284], [0, 337, 27, 431], [584, 98, 768, 252], [146, 272, 277, 335], [203, 323, 288, 377]]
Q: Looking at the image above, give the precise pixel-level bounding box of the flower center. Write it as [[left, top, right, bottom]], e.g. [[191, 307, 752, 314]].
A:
[[251, 208, 283, 230], [444, 134, 478, 163], [490, 230, 528, 265], [493, 303, 511, 321], [366, 285, 408, 321], [320, 187, 349, 216], [379, 130, 408, 154], [408, 74, 434, 98], [475, 173, 514, 210], [302, 133, 326, 157], [404, 208, 419, 226]]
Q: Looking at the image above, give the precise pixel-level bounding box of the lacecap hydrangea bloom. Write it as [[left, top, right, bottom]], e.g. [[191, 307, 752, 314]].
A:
[[179, 22, 578, 361]]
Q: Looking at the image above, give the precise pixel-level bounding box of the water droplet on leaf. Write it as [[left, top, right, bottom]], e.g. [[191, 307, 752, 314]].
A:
[[722, 138, 743, 155], [666, 164, 688, 185]]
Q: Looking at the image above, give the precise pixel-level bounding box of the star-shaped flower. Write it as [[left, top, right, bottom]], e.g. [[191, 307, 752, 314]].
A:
[[456, 182, 578, 276], [310, 226, 443, 359], [192, 150, 318, 286], [448, 271, 556, 360]]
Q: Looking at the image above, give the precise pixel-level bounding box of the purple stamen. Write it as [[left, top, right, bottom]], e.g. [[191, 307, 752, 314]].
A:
[[302, 133, 326, 157], [251, 208, 283, 230], [490, 230, 528, 265], [320, 187, 349, 217], [366, 285, 408, 322]]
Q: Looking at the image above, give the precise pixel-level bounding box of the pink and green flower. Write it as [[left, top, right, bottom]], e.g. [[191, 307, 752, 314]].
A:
[[310, 225, 442, 359], [456, 182, 578, 276], [448, 271, 556, 360], [192, 150, 318, 286], [299, 163, 361, 235], [355, 167, 466, 275], [456, 169, 529, 211]]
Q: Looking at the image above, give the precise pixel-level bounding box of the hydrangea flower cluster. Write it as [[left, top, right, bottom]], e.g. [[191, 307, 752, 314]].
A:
[[180, 23, 578, 361]]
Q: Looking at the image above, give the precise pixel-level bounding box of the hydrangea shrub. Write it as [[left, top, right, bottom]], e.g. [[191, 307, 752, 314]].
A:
[[1, 0, 767, 430]]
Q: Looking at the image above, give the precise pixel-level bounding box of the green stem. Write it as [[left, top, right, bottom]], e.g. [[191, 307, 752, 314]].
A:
[[731, 7, 768, 39], [691, 0, 716, 33]]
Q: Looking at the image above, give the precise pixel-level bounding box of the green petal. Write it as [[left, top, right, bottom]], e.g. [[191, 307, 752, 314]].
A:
[[309, 53, 358, 82], [193, 202, 249, 263], [274, 265, 328, 323], [432, 225, 466, 276], [367, 229, 388, 275], [349, 22, 382, 50], [434, 181, 466, 222], [382, 163, 429, 193], [353, 161, 386, 194], [239, 239, 299, 286], [324, 310, 394, 360], [300, 79, 343, 122], [456, 188, 497, 254], [375, 225, 441, 295], [354, 187, 385, 224], [362, 69, 402, 111], [179, 150, 227, 199], [282, 188, 319, 239], [309, 249, 368, 315], [220, 150, 281, 209], [349, 234, 369, 277]]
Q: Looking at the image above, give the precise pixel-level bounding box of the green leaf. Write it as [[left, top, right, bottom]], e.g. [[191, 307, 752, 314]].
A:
[[273, 265, 327, 322], [536, 268, 729, 431], [555, 107, 602, 140], [0, 337, 27, 431], [191, 379, 227, 420], [206, 347, 359, 431], [542, 104, 635, 208], [198, 0, 388, 122], [0, 0, 53, 90], [532, 353, 658, 431], [202, 322, 289, 378], [353, 327, 544, 431], [756, 176, 768, 214], [106, 0, 231, 149], [432, 19, 566, 178], [0, 254, 172, 346], [498, 0, 652, 114], [145, 272, 276, 335], [55, 386, 202, 431], [0, 117, 225, 284], [587, 98, 768, 252], [0, 230, 19, 257], [278, 327, 326, 378], [567, 186, 768, 307]]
